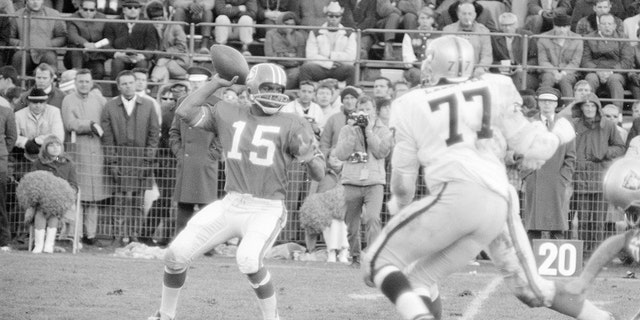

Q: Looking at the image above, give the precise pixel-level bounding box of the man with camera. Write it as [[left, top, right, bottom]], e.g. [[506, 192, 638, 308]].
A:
[[333, 95, 394, 268]]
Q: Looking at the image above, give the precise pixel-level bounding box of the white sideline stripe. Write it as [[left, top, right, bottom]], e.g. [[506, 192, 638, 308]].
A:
[[459, 276, 503, 320]]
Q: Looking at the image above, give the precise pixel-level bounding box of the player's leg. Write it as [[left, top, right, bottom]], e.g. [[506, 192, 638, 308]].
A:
[[236, 195, 287, 320], [487, 187, 614, 320], [364, 182, 507, 320], [154, 198, 238, 320]]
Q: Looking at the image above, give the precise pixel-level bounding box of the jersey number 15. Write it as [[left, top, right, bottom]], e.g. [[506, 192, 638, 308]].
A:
[[227, 121, 280, 167]]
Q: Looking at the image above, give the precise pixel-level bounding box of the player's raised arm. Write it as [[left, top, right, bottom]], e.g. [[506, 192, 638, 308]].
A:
[[175, 75, 237, 127]]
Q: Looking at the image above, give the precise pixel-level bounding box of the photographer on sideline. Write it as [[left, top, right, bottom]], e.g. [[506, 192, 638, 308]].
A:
[[333, 95, 394, 268]]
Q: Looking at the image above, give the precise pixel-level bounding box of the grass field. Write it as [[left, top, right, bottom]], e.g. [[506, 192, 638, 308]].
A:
[[1, 248, 639, 320]]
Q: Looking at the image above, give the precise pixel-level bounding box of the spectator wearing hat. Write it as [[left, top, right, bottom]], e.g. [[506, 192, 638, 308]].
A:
[[264, 11, 305, 89], [442, 2, 492, 77], [185, 66, 211, 91], [491, 12, 538, 91], [8, 0, 66, 75], [521, 86, 576, 241], [101, 70, 159, 246], [0, 98, 16, 251], [524, 0, 571, 34], [214, 0, 257, 56], [13, 88, 64, 177], [570, 92, 624, 250], [300, 1, 357, 85], [64, 0, 109, 83], [147, 0, 189, 84], [58, 69, 77, 95], [581, 13, 633, 109], [170, 0, 215, 54], [103, 0, 160, 88], [537, 13, 582, 100], [60, 68, 109, 246]]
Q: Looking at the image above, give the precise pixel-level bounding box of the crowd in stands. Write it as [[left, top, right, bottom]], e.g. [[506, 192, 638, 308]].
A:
[[1, 0, 640, 264]]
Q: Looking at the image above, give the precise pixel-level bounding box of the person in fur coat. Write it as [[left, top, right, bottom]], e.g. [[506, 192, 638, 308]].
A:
[[28, 135, 78, 253]]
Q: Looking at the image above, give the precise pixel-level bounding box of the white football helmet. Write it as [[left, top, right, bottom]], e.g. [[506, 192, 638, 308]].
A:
[[421, 35, 475, 86], [245, 63, 289, 115], [603, 157, 640, 227]]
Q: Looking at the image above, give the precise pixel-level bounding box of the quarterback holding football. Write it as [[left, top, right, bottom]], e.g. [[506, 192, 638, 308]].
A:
[[148, 48, 325, 320]]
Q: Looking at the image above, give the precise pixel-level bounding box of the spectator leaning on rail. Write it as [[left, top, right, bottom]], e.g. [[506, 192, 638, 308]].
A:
[[581, 13, 633, 109], [299, 1, 357, 85], [8, 0, 67, 75], [64, 0, 109, 82], [333, 95, 393, 268]]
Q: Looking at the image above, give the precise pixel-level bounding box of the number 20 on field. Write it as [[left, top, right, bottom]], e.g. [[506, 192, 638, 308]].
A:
[[533, 240, 583, 277]]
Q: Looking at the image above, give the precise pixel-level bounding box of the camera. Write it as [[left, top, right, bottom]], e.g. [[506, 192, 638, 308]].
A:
[[348, 151, 369, 163], [349, 111, 369, 128]]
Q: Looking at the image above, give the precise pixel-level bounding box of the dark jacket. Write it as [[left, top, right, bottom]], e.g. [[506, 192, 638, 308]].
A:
[[101, 95, 160, 191], [581, 30, 634, 70], [33, 155, 78, 192], [103, 15, 159, 60], [491, 28, 538, 68], [0, 107, 16, 171], [66, 11, 109, 61], [571, 93, 625, 193]]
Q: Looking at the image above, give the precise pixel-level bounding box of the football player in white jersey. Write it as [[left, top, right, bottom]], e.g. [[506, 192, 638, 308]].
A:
[[363, 35, 615, 320], [566, 156, 640, 319]]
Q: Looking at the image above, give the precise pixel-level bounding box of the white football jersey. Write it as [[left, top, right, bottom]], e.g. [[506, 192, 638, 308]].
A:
[[390, 73, 552, 199]]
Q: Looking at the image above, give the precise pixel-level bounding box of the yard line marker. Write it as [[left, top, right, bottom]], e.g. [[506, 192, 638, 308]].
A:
[[459, 276, 503, 320]]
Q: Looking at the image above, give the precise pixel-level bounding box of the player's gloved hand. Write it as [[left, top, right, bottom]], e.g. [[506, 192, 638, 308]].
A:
[[551, 117, 575, 144], [90, 121, 104, 137]]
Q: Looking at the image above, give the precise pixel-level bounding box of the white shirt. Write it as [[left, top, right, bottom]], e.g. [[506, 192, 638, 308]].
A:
[[121, 95, 136, 116]]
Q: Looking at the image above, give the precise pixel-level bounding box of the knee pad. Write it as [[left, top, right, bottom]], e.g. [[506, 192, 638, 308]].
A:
[[236, 252, 260, 274], [164, 247, 188, 273]]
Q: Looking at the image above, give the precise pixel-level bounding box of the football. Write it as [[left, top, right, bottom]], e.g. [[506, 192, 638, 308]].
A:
[[209, 44, 250, 84]]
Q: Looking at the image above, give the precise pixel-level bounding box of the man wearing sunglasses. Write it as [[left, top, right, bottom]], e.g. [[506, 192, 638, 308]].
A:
[[103, 0, 159, 91], [64, 0, 110, 82]]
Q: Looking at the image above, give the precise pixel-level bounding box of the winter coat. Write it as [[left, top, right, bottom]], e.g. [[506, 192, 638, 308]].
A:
[[491, 28, 537, 68], [571, 93, 625, 193], [168, 115, 221, 204], [264, 14, 306, 68], [61, 92, 110, 202], [523, 113, 576, 231], [0, 107, 16, 172], [66, 11, 109, 62], [9, 6, 67, 63], [333, 118, 393, 186], [14, 104, 65, 148], [33, 155, 78, 192], [103, 15, 159, 60], [101, 95, 160, 192], [575, 13, 625, 36], [442, 21, 493, 68], [581, 30, 634, 70], [537, 28, 583, 75], [305, 22, 357, 69]]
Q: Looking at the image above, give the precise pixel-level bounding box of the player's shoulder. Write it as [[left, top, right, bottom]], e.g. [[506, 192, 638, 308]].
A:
[[478, 73, 515, 88]]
